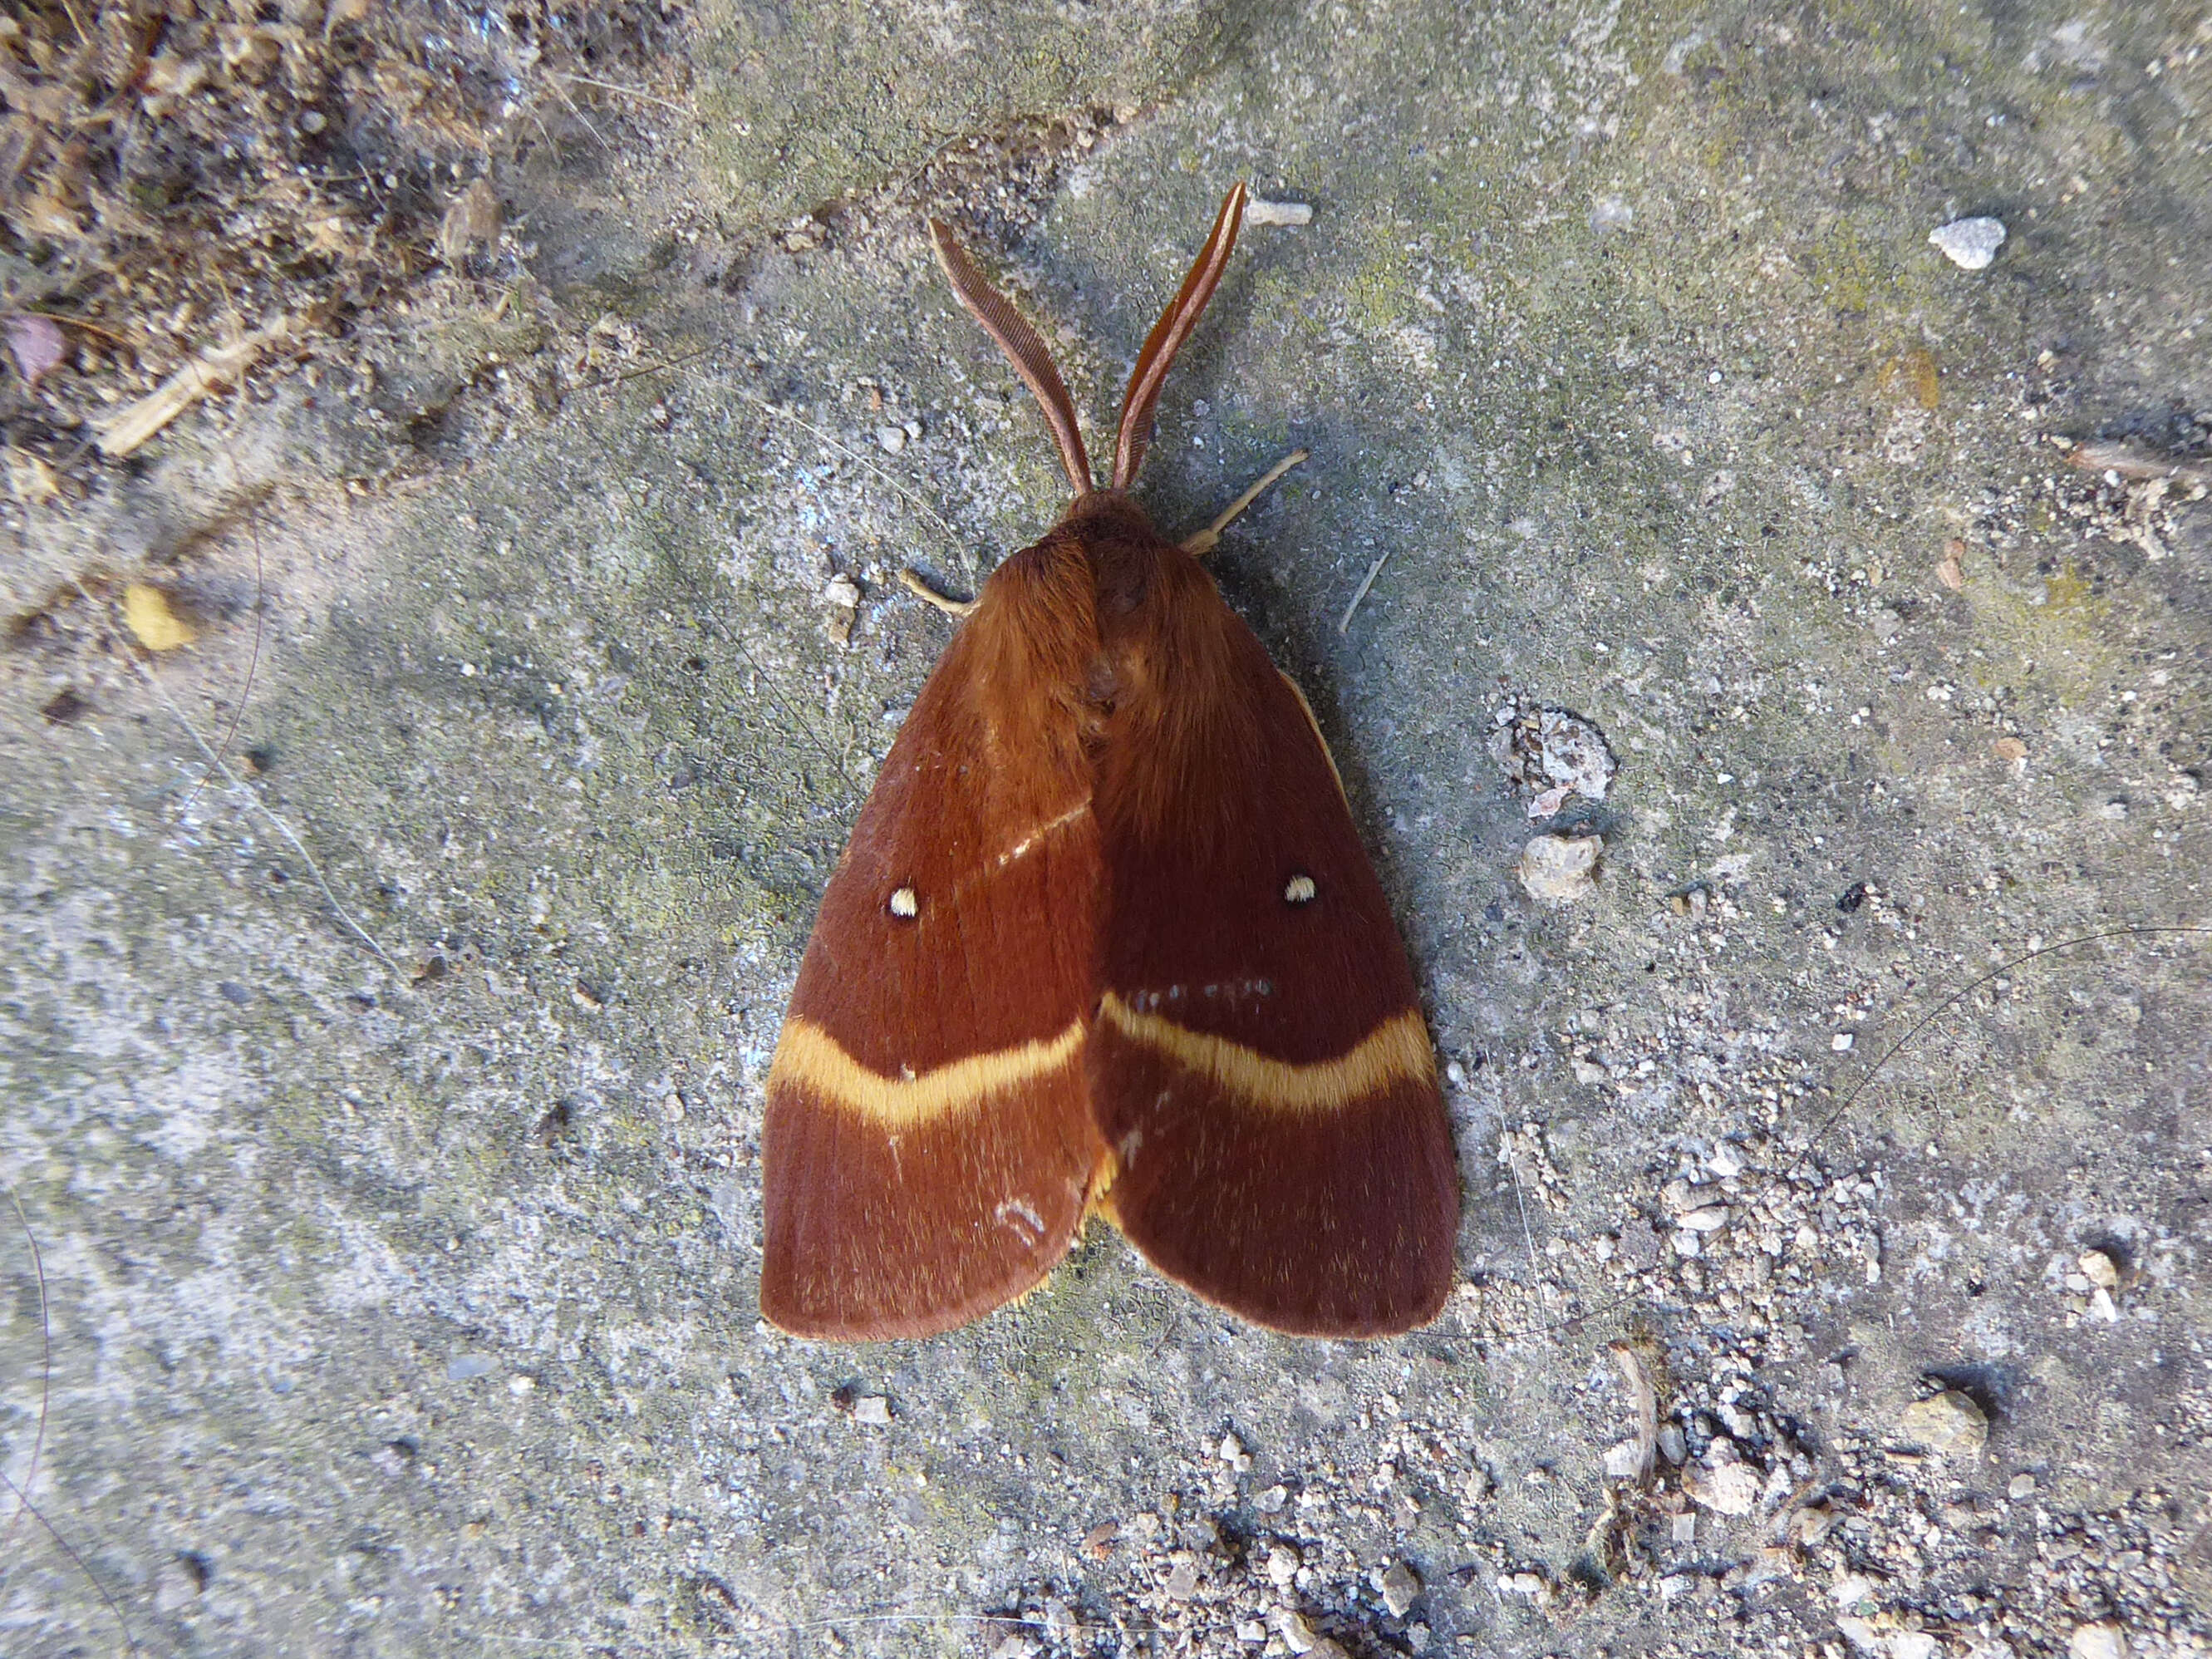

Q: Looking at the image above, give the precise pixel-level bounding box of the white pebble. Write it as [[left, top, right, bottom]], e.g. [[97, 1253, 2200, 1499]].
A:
[[853, 1395, 891, 1425], [1379, 1561, 1420, 1617], [1602, 1438, 1647, 1480], [2070, 1623, 2125, 1659], [823, 574, 861, 608], [1688, 1460, 1762, 1514], [1898, 1391, 1987, 1459], [876, 426, 907, 454], [1831, 1031, 1856, 1052], [1929, 215, 2007, 270], [1518, 832, 1601, 903], [1246, 199, 1314, 227]]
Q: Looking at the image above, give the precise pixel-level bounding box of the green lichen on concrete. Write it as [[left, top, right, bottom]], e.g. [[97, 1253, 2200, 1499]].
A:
[[694, 0, 1266, 231]]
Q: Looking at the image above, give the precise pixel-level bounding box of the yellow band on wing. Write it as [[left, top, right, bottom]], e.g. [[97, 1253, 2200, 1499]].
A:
[[770, 1017, 1085, 1128], [1098, 993, 1434, 1113]]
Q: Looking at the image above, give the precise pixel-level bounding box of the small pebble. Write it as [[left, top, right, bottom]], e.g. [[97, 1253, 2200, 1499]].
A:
[[152, 1559, 204, 1613], [2077, 1248, 2121, 1289], [1831, 1031, 1856, 1052], [2069, 1622, 2124, 1659], [853, 1395, 891, 1425], [1600, 1432, 1644, 1479], [1255, 1483, 1289, 1514], [1898, 1391, 1987, 1459], [1832, 1573, 1879, 1610], [1688, 1459, 1761, 1515], [1671, 1512, 1698, 1544], [2008, 1473, 2037, 1500], [1245, 199, 1315, 227], [1163, 1560, 1199, 1601], [1589, 194, 1634, 234], [823, 574, 861, 608], [1379, 1561, 1420, 1618], [1929, 215, 2007, 270], [1518, 832, 1601, 903], [1274, 1608, 1320, 1654], [1797, 1505, 1841, 1546], [876, 426, 907, 453]]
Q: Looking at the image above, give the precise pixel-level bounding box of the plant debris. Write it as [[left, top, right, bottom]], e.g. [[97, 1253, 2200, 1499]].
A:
[[0, 1, 682, 483], [1490, 700, 1619, 818]]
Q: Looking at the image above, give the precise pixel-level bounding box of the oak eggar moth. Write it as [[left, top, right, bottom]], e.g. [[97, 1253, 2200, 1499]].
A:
[[759, 184, 1458, 1340]]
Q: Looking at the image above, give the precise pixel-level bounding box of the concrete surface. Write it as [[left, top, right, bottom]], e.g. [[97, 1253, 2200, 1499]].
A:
[[4, 1, 2209, 1655]]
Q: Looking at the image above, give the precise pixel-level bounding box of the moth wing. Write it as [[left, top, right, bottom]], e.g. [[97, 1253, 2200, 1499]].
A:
[[761, 539, 1106, 1339], [1088, 539, 1458, 1337]]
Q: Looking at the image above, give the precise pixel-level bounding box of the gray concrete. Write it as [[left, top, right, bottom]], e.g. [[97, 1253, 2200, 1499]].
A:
[[5, 2, 2208, 1654]]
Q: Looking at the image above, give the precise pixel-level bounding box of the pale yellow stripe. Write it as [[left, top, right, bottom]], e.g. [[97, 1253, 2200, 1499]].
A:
[[770, 1017, 1085, 1128], [1098, 993, 1434, 1114]]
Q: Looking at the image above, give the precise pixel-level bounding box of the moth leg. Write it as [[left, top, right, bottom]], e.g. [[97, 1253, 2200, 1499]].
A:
[[1179, 449, 1310, 556], [898, 567, 979, 618]]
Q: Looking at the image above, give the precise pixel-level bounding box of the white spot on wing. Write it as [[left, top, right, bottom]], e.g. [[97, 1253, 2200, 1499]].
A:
[[888, 885, 918, 918], [992, 801, 1089, 867], [1285, 873, 1317, 904], [994, 1199, 1045, 1246]]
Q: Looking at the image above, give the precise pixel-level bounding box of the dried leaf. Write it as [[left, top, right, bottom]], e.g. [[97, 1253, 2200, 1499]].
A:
[[438, 179, 500, 264], [1609, 1341, 1659, 1484], [122, 583, 196, 652], [6, 446, 59, 502], [6, 313, 66, 388]]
